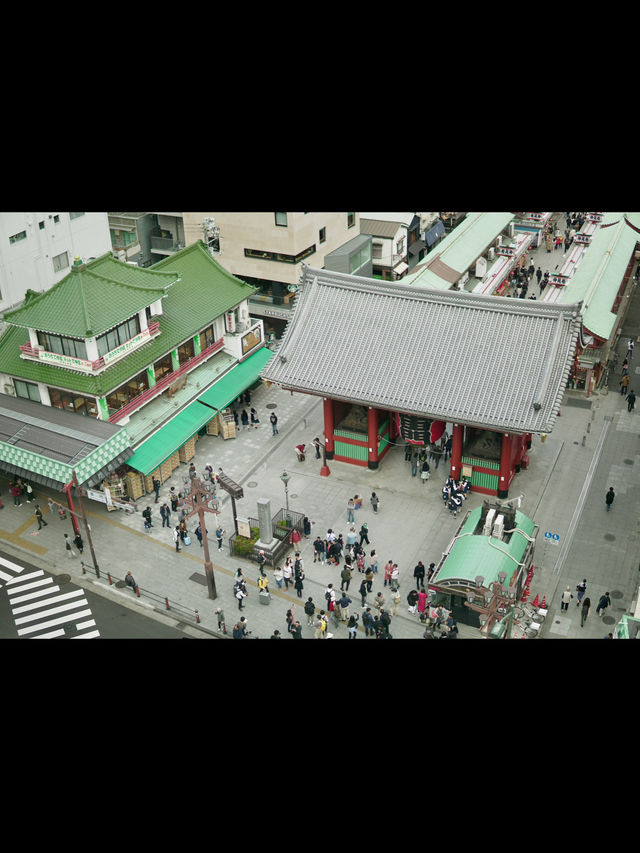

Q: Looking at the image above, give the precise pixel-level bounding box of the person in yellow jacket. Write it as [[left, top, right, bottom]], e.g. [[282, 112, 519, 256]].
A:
[[258, 571, 270, 594]]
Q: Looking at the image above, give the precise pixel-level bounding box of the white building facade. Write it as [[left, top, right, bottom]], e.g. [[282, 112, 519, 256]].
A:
[[0, 212, 112, 313]]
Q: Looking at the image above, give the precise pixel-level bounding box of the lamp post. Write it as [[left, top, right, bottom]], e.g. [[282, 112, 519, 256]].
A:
[[280, 470, 290, 523], [465, 570, 518, 639], [181, 476, 220, 600]]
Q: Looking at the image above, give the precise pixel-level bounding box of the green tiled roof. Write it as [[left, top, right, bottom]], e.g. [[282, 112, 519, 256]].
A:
[[3, 254, 177, 337], [433, 506, 535, 587], [0, 241, 256, 397]]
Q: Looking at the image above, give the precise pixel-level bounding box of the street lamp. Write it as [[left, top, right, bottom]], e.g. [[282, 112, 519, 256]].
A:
[[181, 476, 220, 600], [280, 470, 290, 522]]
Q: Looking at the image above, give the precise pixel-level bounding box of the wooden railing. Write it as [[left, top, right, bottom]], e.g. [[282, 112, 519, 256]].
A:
[[107, 337, 225, 423]]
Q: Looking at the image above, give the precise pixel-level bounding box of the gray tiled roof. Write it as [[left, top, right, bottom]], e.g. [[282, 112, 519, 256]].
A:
[[260, 266, 582, 434]]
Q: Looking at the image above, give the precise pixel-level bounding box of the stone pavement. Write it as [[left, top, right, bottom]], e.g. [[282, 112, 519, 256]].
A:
[[2, 212, 639, 640]]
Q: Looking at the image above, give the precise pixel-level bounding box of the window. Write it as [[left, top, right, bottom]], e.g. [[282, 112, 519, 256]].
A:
[[274, 212, 288, 227], [53, 251, 69, 273], [244, 245, 316, 264], [177, 338, 195, 365], [349, 243, 371, 274], [9, 230, 27, 245], [396, 238, 405, 255], [96, 316, 141, 358], [39, 221, 45, 230], [69, 212, 85, 220], [347, 213, 356, 228], [37, 331, 88, 360], [154, 353, 174, 383], [319, 227, 326, 244], [199, 323, 217, 351], [105, 370, 149, 415], [53, 215, 60, 224], [13, 379, 41, 402], [49, 388, 98, 418]]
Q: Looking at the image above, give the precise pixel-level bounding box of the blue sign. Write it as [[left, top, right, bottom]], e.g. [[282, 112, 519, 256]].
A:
[[544, 531, 560, 545]]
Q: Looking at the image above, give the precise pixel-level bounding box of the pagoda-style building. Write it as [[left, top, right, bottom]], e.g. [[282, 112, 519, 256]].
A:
[[261, 266, 581, 497]]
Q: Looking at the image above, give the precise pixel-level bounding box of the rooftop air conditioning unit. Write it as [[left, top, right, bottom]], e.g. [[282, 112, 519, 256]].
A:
[[487, 247, 496, 261], [493, 514, 505, 540], [483, 508, 496, 536]]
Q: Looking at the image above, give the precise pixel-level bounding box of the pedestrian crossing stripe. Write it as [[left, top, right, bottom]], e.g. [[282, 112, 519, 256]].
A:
[[2, 562, 100, 639]]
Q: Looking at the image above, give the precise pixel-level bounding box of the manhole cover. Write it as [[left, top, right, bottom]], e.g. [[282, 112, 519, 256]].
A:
[[57, 574, 71, 584], [611, 589, 623, 599], [624, 458, 634, 465], [266, 403, 277, 409], [604, 533, 616, 541], [602, 615, 615, 625], [247, 481, 258, 488]]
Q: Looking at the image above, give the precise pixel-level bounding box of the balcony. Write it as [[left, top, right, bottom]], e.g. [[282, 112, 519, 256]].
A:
[[107, 337, 225, 423], [150, 235, 182, 255]]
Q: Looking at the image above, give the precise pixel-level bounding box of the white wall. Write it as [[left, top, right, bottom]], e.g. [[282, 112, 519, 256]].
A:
[[0, 213, 112, 313]]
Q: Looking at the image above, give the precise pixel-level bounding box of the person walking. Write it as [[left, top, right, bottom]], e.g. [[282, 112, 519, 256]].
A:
[[269, 411, 278, 435], [596, 591, 611, 617], [417, 588, 428, 617], [576, 579, 587, 607], [374, 591, 385, 615], [142, 506, 153, 529], [384, 559, 394, 587], [304, 597, 316, 626], [250, 407, 260, 428], [235, 584, 247, 610], [73, 532, 84, 555], [340, 564, 352, 591], [160, 503, 171, 528], [370, 492, 380, 513], [290, 620, 302, 639], [347, 498, 355, 523], [194, 523, 205, 547], [359, 577, 368, 607], [359, 522, 370, 546], [173, 525, 182, 552], [313, 612, 327, 639], [580, 597, 591, 627], [338, 592, 352, 622], [64, 533, 76, 559], [413, 561, 426, 590], [10, 482, 22, 506], [389, 588, 401, 616], [407, 588, 419, 614], [620, 373, 630, 395], [294, 570, 304, 599], [347, 613, 359, 639], [627, 338, 635, 360], [365, 565, 374, 593], [605, 487, 615, 512], [240, 409, 249, 429], [362, 608, 375, 637], [282, 559, 294, 591], [152, 477, 161, 503], [560, 586, 573, 611], [627, 389, 636, 412], [313, 535, 325, 564], [34, 504, 48, 529], [273, 565, 284, 590], [536, 266, 543, 286], [216, 525, 224, 550]]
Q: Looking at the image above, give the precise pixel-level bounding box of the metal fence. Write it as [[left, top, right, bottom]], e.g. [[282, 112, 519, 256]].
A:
[[228, 507, 303, 566], [80, 560, 203, 624]]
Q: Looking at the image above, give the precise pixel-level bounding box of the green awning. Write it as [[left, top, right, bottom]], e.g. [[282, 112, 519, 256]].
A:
[[196, 346, 273, 410], [126, 347, 273, 476]]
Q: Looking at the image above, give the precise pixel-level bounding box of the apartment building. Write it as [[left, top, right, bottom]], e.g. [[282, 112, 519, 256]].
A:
[[183, 212, 361, 338], [0, 212, 112, 314]]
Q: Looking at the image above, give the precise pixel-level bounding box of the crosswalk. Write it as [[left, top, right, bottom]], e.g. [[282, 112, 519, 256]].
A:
[[0, 555, 100, 639]]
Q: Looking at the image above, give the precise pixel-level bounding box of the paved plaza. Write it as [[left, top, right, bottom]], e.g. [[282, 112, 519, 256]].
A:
[[2, 214, 639, 640]]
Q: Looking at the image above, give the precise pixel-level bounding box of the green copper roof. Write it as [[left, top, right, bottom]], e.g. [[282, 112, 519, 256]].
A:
[[403, 213, 515, 289], [557, 215, 640, 341], [433, 505, 536, 587], [0, 241, 256, 397], [3, 254, 177, 337]]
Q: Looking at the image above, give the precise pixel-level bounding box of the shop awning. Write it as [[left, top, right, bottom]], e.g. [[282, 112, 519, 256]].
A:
[[196, 346, 273, 410], [126, 346, 274, 476]]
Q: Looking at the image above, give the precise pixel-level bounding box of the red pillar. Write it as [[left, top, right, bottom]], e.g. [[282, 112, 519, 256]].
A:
[[498, 433, 513, 498], [368, 407, 379, 469], [449, 423, 463, 479], [323, 397, 335, 459]]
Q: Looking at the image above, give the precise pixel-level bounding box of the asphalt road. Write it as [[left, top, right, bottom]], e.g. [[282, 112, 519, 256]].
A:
[[0, 549, 201, 639]]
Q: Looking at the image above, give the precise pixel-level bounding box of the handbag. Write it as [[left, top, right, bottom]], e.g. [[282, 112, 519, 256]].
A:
[[183, 534, 191, 546]]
